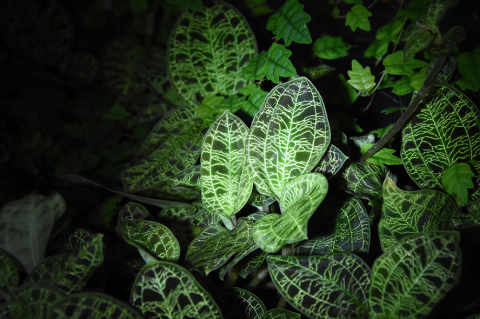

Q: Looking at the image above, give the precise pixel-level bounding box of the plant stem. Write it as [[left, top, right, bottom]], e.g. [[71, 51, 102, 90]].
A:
[[282, 244, 293, 256], [245, 262, 269, 291], [276, 296, 287, 309], [359, 56, 446, 162]]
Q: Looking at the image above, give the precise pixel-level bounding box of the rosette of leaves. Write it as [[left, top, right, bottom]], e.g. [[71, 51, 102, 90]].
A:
[[167, 0, 257, 108], [401, 85, 480, 206]]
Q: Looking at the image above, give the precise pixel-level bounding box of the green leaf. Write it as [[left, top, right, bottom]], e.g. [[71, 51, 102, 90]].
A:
[[188, 208, 222, 227], [371, 124, 394, 138], [264, 43, 297, 83], [294, 197, 370, 255], [409, 66, 427, 90], [423, 0, 448, 25], [216, 95, 247, 114], [312, 36, 351, 60], [392, 76, 414, 95], [404, 29, 434, 54], [259, 309, 301, 319], [186, 219, 254, 274], [361, 143, 403, 166], [118, 202, 155, 223], [303, 64, 336, 79], [248, 77, 330, 199], [346, 5, 372, 32], [52, 292, 143, 319], [23, 234, 103, 295], [379, 177, 456, 252], [442, 162, 475, 205], [242, 87, 268, 117], [167, 165, 202, 195], [369, 231, 461, 318], [383, 51, 428, 75], [217, 287, 267, 319], [0, 248, 18, 296], [314, 144, 349, 179], [380, 108, 407, 115], [201, 111, 253, 223], [156, 206, 197, 225], [241, 51, 267, 81], [119, 220, 181, 262], [427, 57, 457, 87], [456, 46, 480, 92], [167, 1, 257, 108], [11, 284, 64, 318], [47, 227, 94, 255], [347, 59, 376, 92], [364, 39, 389, 59], [266, 0, 312, 46], [197, 95, 226, 120], [376, 18, 406, 41], [239, 251, 269, 278], [121, 108, 205, 192], [252, 173, 328, 253], [338, 73, 359, 105], [104, 103, 132, 121], [0, 192, 65, 273], [403, 0, 431, 20], [268, 254, 371, 319], [401, 86, 480, 206], [218, 245, 259, 280], [131, 261, 223, 319]]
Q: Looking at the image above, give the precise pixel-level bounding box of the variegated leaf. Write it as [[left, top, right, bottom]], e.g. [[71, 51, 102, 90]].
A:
[[47, 227, 93, 255], [23, 234, 103, 295], [52, 292, 143, 319], [248, 77, 330, 199], [11, 284, 63, 318], [253, 173, 328, 253], [119, 220, 180, 262], [122, 108, 205, 192], [369, 231, 461, 319], [0, 248, 18, 296], [201, 111, 253, 223], [167, 165, 202, 194], [314, 144, 349, 179], [186, 219, 254, 274], [253, 193, 277, 206], [239, 250, 269, 278], [268, 254, 370, 319], [294, 197, 370, 255], [401, 86, 480, 206], [118, 202, 155, 222], [217, 287, 267, 319], [452, 200, 480, 229], [0, 192, 65, 273], [156, 206, 197, 225], [260, 309, 301, 319], [131, 261, 223, 319], [167, 1, 256, 108], [188, 207, 222, 227], [379, 177, 456, 252], [0, 300, 32, 318], [219, 245, 259, 280]]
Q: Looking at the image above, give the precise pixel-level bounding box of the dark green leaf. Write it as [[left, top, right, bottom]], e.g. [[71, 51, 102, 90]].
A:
[[12, 284, 64, 318], [314, 144, 349, 179], [313, 36, 351, 60], [403, 0, 431, 20], [455, 46, 480, 92], [360, 143, 403, 166], [392, 76, 414, 95], [0, 248, 18, 296], [442, 162, 475, 206], [376, 18, 406, 41], [364, 39, 389, 59], [346, 5, 372, 31], [266, 0, 312, 46], [383, 51, 428, 75], [167, 165, 202, 195], [264, 43, 297, 83], [242, 87, 268, 118], [241, 51, 267, 81]]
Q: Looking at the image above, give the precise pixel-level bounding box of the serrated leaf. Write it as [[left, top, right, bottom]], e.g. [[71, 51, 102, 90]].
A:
[[314, 144, 349, 179], [241, 51, 267, 81], [442, 162, 475, 205], [218, 245, 259, 280], [376, 18, 406, 41], [167, 1, 256, 108], [0, 192, 65, 273], [217, 287, 267, 319], [392, 75, 414, 95], [364, 39, 389, 59], [248, 77, 330, 199], [266, 0, 312, 46], [201, 111, 253, 223], [23, 234, 104, 295], [379, 177, 456, 252], [216, 95, 247, 114], [347, 59, 376, 92], [52, 292, 143, 319], [383, 51, 428, 75], [119, 220, 180, 262], [11, 284, 64, 318], [401, 86, 480, 206], [369, 231, 461, 318], [268, 254, 370, 319], [167, 165, 202, 195], [252, 173, 328, 253], [242, 87, 268, 118], [260, 309, 301, 319], [360, 143, 403, 166], [131, 261, 223, 319], [264, 43, 297, 83], [313, 35, 351, 60], [346, 5, 372, 32], [197, 94, 226, 120], [455, 47, 480, 92], [409, 66, 427, 90], [294, 197, 370, 255], [122, 108, 205, 192], [186, 219, 254, 274], [0, 248, 18, 296]]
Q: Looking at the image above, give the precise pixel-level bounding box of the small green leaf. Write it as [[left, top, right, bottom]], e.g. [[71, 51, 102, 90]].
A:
[[409, 66, 427, 90], [346, 5, 372, 32], [376, 18, 406, 41], [11, 284, 64, 318], [312, 35, 351, 60], [0, 248, 18, 296], [103, 104, 132, 121], [260, 309, 301, 319], [371, 124, 394, 138], [369, 231, 461, 318], [266, 0, 312, 46], [383, 51, 428, 75], [347, 59, 376, 92], [242, 87, 268, 117], [361, 143, 403, 166], [268, 254, 371, 319], [241, 51, 268, 81], [456, 46, 480, 92], [264, 43, 297, 83], [364, 39, 389, 59], [392, 76, 414, 95], [197, 94, 226, 120], [442, 162, 475, 205], [303, 64, 336, 79]]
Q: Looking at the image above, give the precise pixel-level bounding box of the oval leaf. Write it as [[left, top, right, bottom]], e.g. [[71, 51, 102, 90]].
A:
[[12, 284, 64, 318], [217, 287, 267, 319]]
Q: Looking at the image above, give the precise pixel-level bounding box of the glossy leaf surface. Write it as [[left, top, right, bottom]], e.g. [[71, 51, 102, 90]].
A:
[[218, 287, 266, 319], [167, 165, 202, 194], [268, 254, 370, 319], [294, 197, 370, 255], [219, 245, 258, 280], [248, 77, 330, 199], [131, 261, 223, 319], [369, 231, 461, 318], [167, 1, 256, 108], [253, 173, 328, 253], [346, 5, 372, 31], [201, 111, 253, 220], [379, 177, 455, 252], [0, 192, 65, 273], [118, 202, 155, 222], [401, 86, 480, 205], [347, 60, 376, 92], [241, 51, 267, 81], [266, 0, 312, 46], [314, 144, 349, 179], [239, 251, 269, 278]]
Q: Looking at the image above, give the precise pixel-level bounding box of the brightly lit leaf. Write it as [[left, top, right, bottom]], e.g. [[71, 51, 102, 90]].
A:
[[347, 60, 376, 92], [346, 5, 372, 31], [264, 43, 297, 83]]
